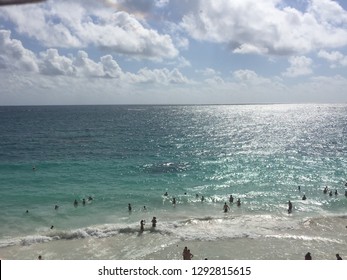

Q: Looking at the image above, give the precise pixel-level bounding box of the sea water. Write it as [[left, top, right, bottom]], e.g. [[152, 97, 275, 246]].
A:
[[0, 104, 346, 260]]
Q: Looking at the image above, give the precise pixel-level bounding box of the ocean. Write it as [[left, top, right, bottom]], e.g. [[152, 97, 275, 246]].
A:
[[0, 104, 346, 260]]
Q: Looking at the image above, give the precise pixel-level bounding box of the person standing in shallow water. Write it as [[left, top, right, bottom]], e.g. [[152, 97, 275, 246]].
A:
[[237, 198, 241, 207], [128, 203, 132, 212], [151, 217, 157, 228], [140, 220, 145, 232], [223, 202, 230, 212], [288, 200, 293, 214], [229, 195, 234, 203]]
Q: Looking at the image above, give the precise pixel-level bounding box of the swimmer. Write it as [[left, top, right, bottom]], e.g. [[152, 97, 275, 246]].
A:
[[88, 196, 93, 201], [298, 186, 301, 192], [54, 205, 59, 210], [329, 191, 333, 197], [25, 210, 29, 214], [237, 198, 241, 207], [201, 196, 205, 202], [288, 200, 293, 214], [73, 199, 78, 207], [302, 194, 307, 200], [151, 217, 157, 228], [336, 254, 342, 260], [164, 192, 168, 196], [323, 186, 328, 194], [50, 225, 54, 230], [143, 206, 147, 211], [38, 255, 42, 260], [172, 197, 176, 205], [229, 195, 234, 203], [140, 220, 145, 231], [335, 189, 338, 196], [82, 198, 86, 206], [128, 203, 132, 211], [223, 202, 230, 212]]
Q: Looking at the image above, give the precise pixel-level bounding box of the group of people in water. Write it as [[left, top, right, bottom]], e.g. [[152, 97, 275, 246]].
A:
[[288, 184, 347, 214]]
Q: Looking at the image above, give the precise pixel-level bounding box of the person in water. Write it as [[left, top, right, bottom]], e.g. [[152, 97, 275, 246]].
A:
[[151, 217, 157, 228], [336, 254, 342, 260], [302, 194, 307, 200], [140, 220, 145, 231], [237, 198, 241, 207], [172, 197, 176, 205], [223, 202, 230, 212], [323, 186, 328, 194], [73, 199, 78, 207], [229, 195, 234, 203], [288, 200, 293, 214], [128, 203, 132, 212]]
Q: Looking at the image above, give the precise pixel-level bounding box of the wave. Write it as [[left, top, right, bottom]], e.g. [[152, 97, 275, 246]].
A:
[[1, 213, 346, 248]]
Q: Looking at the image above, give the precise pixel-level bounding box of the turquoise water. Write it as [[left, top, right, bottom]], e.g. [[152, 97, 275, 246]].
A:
[[0, 104, 346, 259]]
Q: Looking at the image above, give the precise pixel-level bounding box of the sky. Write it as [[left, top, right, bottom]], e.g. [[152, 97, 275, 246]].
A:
[[0, 0, 347, 105]]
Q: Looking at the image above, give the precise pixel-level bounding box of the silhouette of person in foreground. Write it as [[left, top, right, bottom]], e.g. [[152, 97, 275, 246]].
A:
[[302, 194, 307, 200], [305, 252, 312, 260], [336, 254, 342, 260]]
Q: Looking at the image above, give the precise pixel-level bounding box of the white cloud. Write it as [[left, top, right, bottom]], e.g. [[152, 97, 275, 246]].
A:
[[0, 29, 39, 72], [282, 56, 313, 77], [128, 67, 190, 84], [180, 0, 347, 55], [39, 48, 75, 76], [318, 50, 347, 68], [0, 1, 179, 60], [197, 67, 220, 77], [232, 69, 272, 85]]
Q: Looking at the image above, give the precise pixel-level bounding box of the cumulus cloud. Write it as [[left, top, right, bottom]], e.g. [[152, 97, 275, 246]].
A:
[[282, 56, 313, 77], [180, 0, 347, 56], [318, 50, 347, 68], [128, 67, 189, 84], [0, 29, 39, 72], [0, 0, 179, 60], [232, 69, 272, 85]]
